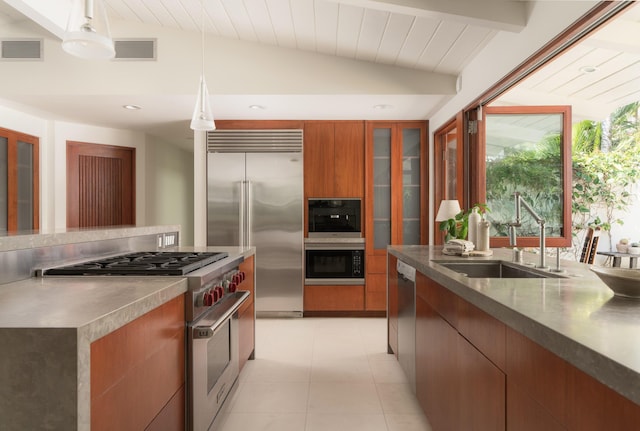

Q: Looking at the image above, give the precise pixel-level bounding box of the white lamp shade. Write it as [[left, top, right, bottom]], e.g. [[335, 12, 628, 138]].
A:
[[190, 75, 216, 131], [435, 200, 462, 221], [62, 0, 115, 60]]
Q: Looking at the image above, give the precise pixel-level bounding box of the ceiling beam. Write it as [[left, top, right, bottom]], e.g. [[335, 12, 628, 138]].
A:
[[326, 0, 527, 32], [2, 0, 67, 38]]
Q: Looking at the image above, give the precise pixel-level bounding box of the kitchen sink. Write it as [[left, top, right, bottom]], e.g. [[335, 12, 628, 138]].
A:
[[433, 260, 565, 279]]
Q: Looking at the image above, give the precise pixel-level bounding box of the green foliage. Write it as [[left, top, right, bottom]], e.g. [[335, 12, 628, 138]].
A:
[[571, 115, 640, 255], [484, 101, 640, 255], [485, 132, 563, 237], [439, 203, 490, 242]]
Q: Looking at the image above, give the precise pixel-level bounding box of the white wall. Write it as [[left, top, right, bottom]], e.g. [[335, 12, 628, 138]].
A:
[[51, 121, 147, 229], [1, 102, 194, 241], [145, 136, 195, 246]]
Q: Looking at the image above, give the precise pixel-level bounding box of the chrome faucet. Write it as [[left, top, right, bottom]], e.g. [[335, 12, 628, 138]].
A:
[[508, 192, 547, 269]]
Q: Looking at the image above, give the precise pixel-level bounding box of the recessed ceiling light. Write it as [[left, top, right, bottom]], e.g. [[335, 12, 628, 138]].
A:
[[373, 104, 394, 110], [123, 104, 141, 110], [249, 104, 265, 110], [579, 66, 598, 74]]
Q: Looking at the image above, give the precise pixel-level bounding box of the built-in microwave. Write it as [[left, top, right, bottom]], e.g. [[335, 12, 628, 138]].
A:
[[304, 240, 365, 285], [308, 198, 361, 238]]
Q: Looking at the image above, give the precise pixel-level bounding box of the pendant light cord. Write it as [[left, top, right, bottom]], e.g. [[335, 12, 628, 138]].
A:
[[200, 0, 205, 79]]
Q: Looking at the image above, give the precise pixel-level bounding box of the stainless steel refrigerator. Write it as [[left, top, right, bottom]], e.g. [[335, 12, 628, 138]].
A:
[[206, 130, 303, 317]]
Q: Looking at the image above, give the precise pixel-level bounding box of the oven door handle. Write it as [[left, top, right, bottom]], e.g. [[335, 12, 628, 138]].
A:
[[192, 291, 249, 339], [304, 242, 365, 251]]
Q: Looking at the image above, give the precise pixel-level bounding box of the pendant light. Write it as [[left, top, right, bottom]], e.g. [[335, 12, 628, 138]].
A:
[[62, 0, 115, 60], [190, 0, 215, 131]]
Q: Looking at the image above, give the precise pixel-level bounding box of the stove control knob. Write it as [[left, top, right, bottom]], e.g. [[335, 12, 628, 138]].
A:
[[203, 291, 214, 306], [239, 271, 246, 282], [212, 288, 220, 303], [228, 281, 237, 293], [215, 286, 224, 299], [232, 273, 240, 284]]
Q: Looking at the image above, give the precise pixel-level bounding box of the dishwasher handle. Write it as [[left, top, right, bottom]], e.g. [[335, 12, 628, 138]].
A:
[[397, 260, 416, 283]]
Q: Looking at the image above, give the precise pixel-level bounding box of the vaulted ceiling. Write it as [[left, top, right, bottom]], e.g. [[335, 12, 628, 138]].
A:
[[0, 0, 639, 149]]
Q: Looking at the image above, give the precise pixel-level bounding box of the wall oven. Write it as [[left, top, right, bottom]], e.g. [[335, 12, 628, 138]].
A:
[[304, 240, 365, 285], [308, 198, 361, 238]]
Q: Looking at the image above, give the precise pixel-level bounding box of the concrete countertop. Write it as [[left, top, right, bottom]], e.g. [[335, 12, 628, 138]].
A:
[[0, 246, 254, 334], [0, 245, 254, 431], [388, 245, 640, 406]]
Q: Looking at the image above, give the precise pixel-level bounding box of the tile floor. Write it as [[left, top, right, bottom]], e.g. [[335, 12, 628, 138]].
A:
[[218, 317, 432, 431]]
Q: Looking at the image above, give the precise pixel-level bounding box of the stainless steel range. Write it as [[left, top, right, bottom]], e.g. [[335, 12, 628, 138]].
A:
[[42, 250, 251, 431]]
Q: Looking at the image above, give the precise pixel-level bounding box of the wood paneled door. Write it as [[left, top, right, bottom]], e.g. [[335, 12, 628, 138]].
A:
[[67, 141, 135, 228]]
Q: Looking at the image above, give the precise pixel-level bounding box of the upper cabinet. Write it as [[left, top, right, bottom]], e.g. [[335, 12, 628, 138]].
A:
[[0, 127, 39, 233], [364, 121, 428, 311], [303, 121, 364, 199], [365, 121, 428, 253]]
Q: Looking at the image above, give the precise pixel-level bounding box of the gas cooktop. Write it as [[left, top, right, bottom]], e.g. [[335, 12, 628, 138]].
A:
[[43, 251, 229, 276]]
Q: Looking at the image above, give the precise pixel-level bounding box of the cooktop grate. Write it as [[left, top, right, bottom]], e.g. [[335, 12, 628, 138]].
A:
[[44, 251, 229, 276]]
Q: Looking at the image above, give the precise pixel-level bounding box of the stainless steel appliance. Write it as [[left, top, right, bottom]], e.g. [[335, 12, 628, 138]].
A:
[[304, 240, 365, 285], [42, 251, 251, 431], [397, 259, 416, 393], [308, 198, 362, 238], [207, 130, 304, 317]]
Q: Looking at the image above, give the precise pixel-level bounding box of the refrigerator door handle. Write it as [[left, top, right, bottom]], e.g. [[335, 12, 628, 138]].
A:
[[239, 180, 246, 247], [245, 180, 252, 247]]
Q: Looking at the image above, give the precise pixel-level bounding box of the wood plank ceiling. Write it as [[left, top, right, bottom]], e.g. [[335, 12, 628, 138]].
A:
[[103, 0, 502, 75]]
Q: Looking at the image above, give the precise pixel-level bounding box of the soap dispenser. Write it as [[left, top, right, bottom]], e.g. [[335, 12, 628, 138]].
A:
[[468, 207, 481, 248]]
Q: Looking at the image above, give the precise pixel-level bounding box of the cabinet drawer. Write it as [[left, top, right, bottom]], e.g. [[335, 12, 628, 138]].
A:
[[567, 365, 640, 430], [417, 274, 458, 328], [506, 327, 567, 425], [304, 285, 365, 311], [458, 298, 506, 370]]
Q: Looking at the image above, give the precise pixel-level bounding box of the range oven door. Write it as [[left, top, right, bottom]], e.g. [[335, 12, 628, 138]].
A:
[[304, 242, 365, 285], [188, 292, 248, 431]]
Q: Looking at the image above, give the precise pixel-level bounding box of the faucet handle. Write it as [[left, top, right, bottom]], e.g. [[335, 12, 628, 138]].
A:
[[508, 224, 518, 246]]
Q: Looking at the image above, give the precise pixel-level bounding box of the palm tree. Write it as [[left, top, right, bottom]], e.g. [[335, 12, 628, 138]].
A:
[[571, 101, 640, 257]]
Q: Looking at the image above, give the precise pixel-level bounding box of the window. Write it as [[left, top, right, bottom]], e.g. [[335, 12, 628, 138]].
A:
[[481, 106, 572, 247], [433, 114, 464, 245], [0, 127, 39, 233]]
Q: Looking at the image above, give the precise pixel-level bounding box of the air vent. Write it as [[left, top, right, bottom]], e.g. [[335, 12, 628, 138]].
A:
[[113, 39, 156, 60], [1, 39, 42, 60], [207, 130, 304, 153]]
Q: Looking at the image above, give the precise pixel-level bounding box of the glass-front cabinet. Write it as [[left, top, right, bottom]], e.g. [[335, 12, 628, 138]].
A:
[[365, 121, 427, 311], [0, 128, 39, 233]]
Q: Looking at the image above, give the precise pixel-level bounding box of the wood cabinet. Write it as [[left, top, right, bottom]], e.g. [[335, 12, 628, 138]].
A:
[[0, 127, 39, 232], [567, 365, 640, 431], [303, 121, 364, 199], [415, 272, 505, 431], [303, 284, 365, 311], [394, 263, 640, 430], [302, 121, 366, 314], [458, 333, 505, 431], [506, 327, 567, 429], [238, 255, 255, 372], [365, 121, 427, 311], [507, 326, 640, 431], [90, 295, 185, 431], [415, 275, 459, 431]]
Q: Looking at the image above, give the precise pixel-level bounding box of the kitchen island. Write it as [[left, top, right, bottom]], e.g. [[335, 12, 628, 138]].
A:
[[0, 226, 255, 431], [388, 245, 640, 430]]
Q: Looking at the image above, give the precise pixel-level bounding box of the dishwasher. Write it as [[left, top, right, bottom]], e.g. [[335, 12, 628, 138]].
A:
[[397, 259, 416, 393]]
